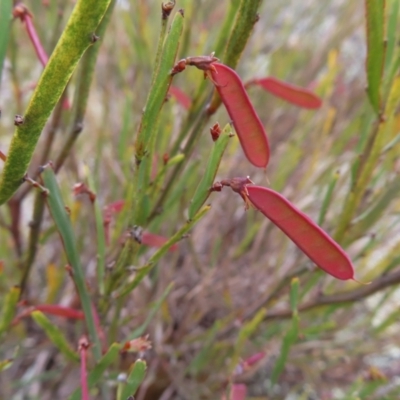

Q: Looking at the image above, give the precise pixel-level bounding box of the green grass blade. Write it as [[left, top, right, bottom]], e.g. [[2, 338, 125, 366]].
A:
[[127, 282, 174, 340], [188, 321, 223, 375], [230, 308, 266, 372], [121, 360, 147, 399], [42, 167, 101, 361], [374, 307, 400, 334], [0, 285, 20, 336], [289, 278, 300, 313], [31, 311, 79, 362], [317, 170, 339, 225], [349, 176, 400, 239], [68, 343, 123, 400], [0, 0, 112, 204], [0, 357, 13, 372], [384, 0, 400, 74], [213, 0, 241, 58], [270, 278, 300, 386], [270, 313, 299, 386], [0, 0, 12, 85], [87, 171, 106, 295], [365, 0, 386, 114], [149, 154, 185, 197], [189, 124, 232, 219]]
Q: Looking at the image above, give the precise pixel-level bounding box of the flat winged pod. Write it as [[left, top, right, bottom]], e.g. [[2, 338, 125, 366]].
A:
[[249, 77, 322, 109], [209, 63, 270, 168], [246, 186, 354, 280]]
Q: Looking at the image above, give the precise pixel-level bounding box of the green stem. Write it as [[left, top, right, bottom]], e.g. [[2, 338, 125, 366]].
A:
[[55, 0, 117, 172], [149, 109, 209, 222], [42, 168, 102, 361]]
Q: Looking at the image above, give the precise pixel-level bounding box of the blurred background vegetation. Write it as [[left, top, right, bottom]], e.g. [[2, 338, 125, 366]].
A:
[[1, 0, 400, 399]]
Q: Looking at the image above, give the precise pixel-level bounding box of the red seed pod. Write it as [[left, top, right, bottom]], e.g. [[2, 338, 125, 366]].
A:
[[246, 186, 354, 280], [251, 77, 322, 109], [163, 152, 170, 164], [209, 64, 270, 168], [210, 122, 222, 141]]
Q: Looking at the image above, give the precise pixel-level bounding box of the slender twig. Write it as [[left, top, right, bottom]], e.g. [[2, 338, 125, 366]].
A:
[[13, 4, 48, 67], [19, 192, 46, 296], [7, 199, 22, 258], [263, 267, 400, 320]]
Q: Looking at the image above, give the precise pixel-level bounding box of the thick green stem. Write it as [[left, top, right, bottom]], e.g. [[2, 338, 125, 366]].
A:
[[0, 0, 112, 204]]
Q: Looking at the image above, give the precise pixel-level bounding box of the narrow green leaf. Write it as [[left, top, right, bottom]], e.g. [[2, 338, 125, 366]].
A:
[[349, 177, 400, 239], [117, 205, 210, 297], [365, 0, 386, 114], [289, 278, 299, 313], [189, 124, 232, 219], [0, 0, 12, 85], [31, 311, 79, 362], [87, 171, 106, 295], [237, 308, 266, 347], [384, 74, 400, 118], [271, 279, 301, 386], [317, 170, 339, 225], [0, 0, 112, 204], [358, 380, 387, 398], [188, 321, 223, 375], [0, 358, 13, 372], [213, 0, 241, 58], [374, 307, 400, 334], [135, 11, 184, 161], [300, 270, 324, 301], [69, 343, 123, 400], [42, 167, 101, 361], [232, 220, 261, 259], [270, 313, 299, 386], [384, 0, 400, 74], [303, 320, 337, 336], [127, 282, 174, 340], [0, 285, 20, 335], [382, 130, 400, 153], [121, 360, 147, 399], [230, 308, 266, 372]]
